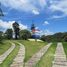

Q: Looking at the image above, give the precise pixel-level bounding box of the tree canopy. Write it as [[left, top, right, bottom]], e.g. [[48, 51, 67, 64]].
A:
[[20, 29, 31, 40], [41, 32, 67, 42], [5, 29, 13, 39]]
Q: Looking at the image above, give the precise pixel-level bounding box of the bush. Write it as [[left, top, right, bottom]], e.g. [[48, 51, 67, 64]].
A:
[[20, 30, 31, 40]]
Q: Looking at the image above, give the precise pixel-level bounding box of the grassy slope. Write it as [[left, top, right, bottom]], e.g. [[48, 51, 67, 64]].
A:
[[0, 41, 19, 67], [18, 40, 47, 62], [0, 40, 47, 67], [35, 43, 57, 67], [0, 41, 11, 55], [63, 42, 67, 58]]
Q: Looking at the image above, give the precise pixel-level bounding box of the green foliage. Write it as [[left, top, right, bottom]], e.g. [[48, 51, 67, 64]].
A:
[[41, 32, 67, 42], [63, 42, 67, 58], [20, 30, 31, 40], [41, 35, 54, 42], [63, 36, 67, 42], [5, 29, 13, 39], [0, 31, 3, 43], [40, 35, 45, 41]]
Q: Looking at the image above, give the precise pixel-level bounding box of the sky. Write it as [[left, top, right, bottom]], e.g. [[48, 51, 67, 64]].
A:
[[0, 0, 67, 36]]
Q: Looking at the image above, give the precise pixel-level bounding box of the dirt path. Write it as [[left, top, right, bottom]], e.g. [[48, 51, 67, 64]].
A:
[[0, 43, 15, 64], [10, 43, 25, 67], [52, 43, 67, 67], [25, 43, 52, 67]]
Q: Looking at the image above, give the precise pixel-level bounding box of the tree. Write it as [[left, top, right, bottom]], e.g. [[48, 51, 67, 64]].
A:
[[5, 29, 13, 39], [53, 32, 63, 42], [41, 32, 67, 42], [40, 35, 46, 41], [63, 36, 67, 42], [20, 29, 31, 40], [41, 35, 53, 42], [62, 32, 67, 41], [0, 31, 3, 43], [12, 22, 20, 39]]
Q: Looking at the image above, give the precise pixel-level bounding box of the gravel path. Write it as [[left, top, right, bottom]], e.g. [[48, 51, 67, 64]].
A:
[[0, 43, 15, 64], [52, 43, 67, 67], [25, 43, 52, 67], [10, 43, 25, 67]]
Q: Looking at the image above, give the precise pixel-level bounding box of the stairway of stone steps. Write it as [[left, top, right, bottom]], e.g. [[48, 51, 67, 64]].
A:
[[10, 43, 25, 67], [52, 43, 67, 67], [25, 43, 52, 67], [0, 43, 15, 64]]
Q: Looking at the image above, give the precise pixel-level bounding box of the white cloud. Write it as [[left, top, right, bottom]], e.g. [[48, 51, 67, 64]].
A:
[[32, 9, 40, 15], [49, 0, 67, 18], [0, 20, 14, 29], [0, 20, 27, 31], [39, 29, 53, 36], [44, 29, 53, 36], [34, 28, 53, 36], [0, 0, 46, 14], [19, 23, 27, 30], [44, 21, 49, 25], [0, 0, 37, 13], [48, 14, 66, 19], [39, 0, 46, 8], [35, 27, 39, 29], [37, 29, 53, 36], [1, 0, 67, 18]]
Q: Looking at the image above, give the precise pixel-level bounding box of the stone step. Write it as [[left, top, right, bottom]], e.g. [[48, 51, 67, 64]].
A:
[[25, 43, 52, 67], [10, 43, 25, 67], [52, 43, 67, 67]]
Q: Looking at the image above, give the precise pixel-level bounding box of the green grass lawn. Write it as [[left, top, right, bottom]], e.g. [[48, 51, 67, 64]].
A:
[[62, 42, 67, 58], [0, 42, 19, 67], [35, 43, 57, 67], [18, 40, 47, 62], [0, 40, 47, 67], [0, 41, 11, 55], [1, 40, 67, 67]]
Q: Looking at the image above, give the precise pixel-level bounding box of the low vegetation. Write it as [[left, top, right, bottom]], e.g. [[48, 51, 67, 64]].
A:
[[0, 41, 11, 55]]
